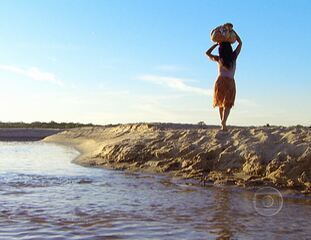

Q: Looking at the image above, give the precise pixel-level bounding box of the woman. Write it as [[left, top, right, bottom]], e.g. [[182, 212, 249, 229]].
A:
[[205, 30, 242, 131]]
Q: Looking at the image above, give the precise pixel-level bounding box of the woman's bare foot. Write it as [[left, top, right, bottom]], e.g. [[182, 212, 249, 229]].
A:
[[221, 126, 228, 131], [221, 121, 228, 131]]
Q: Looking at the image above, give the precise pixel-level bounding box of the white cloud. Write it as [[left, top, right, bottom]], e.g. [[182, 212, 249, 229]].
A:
[[138, 74, 213, 96], [0, 65, 63, 86]]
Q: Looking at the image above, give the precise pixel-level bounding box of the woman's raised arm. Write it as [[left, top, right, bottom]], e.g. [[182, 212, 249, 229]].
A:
[[205, 43, 219, 62], [233, 30, 242, 58]]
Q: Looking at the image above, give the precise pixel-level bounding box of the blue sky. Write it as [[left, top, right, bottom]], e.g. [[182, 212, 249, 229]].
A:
[[0, 0, 310, 126]]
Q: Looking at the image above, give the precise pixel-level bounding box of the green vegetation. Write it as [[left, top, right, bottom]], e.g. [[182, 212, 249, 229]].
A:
[[0, 121, 98, 129]]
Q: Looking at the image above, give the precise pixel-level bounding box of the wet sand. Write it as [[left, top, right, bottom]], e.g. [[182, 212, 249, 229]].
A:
[[43, 123, 311, 193]]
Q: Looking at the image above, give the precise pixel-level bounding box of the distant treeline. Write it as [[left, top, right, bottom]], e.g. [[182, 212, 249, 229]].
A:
[[0, 121, 98, 129]]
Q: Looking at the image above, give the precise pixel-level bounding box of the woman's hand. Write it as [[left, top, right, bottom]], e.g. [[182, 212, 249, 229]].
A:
[[233, 30, 242, 44]]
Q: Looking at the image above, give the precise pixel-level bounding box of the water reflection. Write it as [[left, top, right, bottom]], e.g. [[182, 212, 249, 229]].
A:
[[210, 188, 235, 239], [0, 142, 310, 239]]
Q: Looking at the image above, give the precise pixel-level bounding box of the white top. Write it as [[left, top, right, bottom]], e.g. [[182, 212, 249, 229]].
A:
[[217, 60, 236, 79]]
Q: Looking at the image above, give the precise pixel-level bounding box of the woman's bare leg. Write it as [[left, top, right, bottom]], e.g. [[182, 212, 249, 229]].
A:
[[219, 107, 224, 121], [221, 107, 231, 131]]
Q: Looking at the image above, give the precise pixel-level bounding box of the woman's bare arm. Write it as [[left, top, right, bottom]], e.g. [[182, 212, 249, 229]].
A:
[[205, 43, 219, 62], [233, 30, 242, 58]]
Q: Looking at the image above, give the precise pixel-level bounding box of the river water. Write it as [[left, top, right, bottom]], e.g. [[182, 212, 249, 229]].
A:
[[0, 142, 310, 239]]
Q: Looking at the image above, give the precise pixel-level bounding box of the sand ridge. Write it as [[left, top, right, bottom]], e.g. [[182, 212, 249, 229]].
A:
[[43, 123, 311, 193]]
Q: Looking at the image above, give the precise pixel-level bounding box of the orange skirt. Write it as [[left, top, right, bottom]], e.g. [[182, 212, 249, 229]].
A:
[[213, 76, 236, 108]]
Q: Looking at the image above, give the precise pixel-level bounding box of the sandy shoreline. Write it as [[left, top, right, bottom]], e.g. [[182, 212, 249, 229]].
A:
[[0, 128, 62, 141], [43, 123, 311, 193]]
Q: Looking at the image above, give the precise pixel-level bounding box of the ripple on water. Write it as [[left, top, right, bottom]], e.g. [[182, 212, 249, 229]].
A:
[[0, 173, 94, 189]]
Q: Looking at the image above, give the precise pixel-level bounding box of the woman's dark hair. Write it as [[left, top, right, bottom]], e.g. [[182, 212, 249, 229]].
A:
[[218, 42, 235, 69]]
